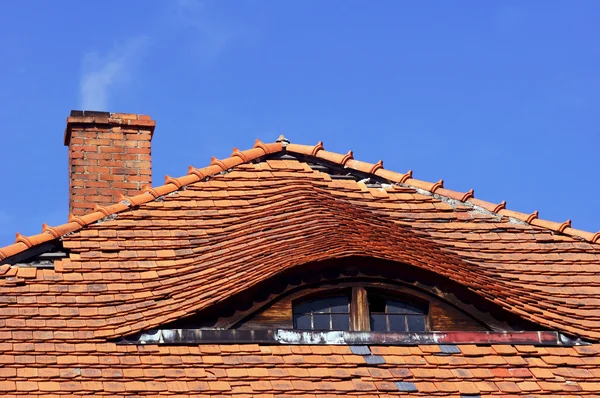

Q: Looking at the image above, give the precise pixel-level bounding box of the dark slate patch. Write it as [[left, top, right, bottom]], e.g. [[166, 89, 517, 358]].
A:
[[364, 355, 385, 365], [350, 345, 371, 356], [439, 344, 461, 354], [395, 381, 418, 392]]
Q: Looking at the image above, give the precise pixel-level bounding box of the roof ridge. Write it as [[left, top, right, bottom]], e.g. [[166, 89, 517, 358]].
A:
[[285, 141, 600, 244], [2, 138, 599, 263], [0, 139, 283, 262]]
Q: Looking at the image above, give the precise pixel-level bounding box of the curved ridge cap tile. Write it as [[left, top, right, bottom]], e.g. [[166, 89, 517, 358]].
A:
[[253, 138, 270, 153], [253, 139, 282, 154], [341, 150, 354, 166], [530, 218, 567, 233], [562, 227, 596, 242], [22, 232, 55, 247], [42, 223, 61, 238], [434, 187, 472, 202], [369, 160, 383, 174], [311, 141, 324, 156], [93, 204, 111, 216], [593, 232, 600, 243], [238, 147, 266, 162], [14, 232, 33, 248], [0, 242, 28, 259], [318, 150, 357, 165], [286, 142, 322, 156], [460, 189, 475, 202], [164, 175, 184, 188], [102, 202, 130, 214], [187, 166, 206, 180], [78, 211, 108, 225], [526, 210, 539, 224], [125, 192, 156, 207], [557, 219, 572, 233], [210, 155, 243, 170], [68, 214, 87, 227], [498, 208, 531, 221], [373, 168, 409, 183], [430, 179, 444, 193], [403, 178, 438, 192], [468, 198, 506, 213], [173, 174, 199, 187], [148, 183, 179, 197], [48, 222, 81, 237], [204, 164, 226, 176], [343, 158, 382, 175], [231, 147, 248, 162], [399, 170, 412, 184]]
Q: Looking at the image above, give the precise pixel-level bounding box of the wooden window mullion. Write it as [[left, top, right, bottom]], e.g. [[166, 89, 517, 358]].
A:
[[350, 287, 370, 331]]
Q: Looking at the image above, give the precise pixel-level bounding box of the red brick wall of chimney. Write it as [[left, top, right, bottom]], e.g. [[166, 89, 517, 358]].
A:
[[64, 111, 155, 216]]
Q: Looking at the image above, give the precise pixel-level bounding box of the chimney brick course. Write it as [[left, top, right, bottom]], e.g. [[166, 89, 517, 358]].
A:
[[64, 111, 155, 216]]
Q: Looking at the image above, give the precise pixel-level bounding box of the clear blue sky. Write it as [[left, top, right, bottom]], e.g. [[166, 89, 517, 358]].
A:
[[1, 1, 599, 246]]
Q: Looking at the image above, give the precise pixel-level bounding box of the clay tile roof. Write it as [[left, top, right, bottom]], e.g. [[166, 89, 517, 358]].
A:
[[0, 138, 599, 396]]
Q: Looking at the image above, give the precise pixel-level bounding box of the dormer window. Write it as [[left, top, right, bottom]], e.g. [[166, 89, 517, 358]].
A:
[[368, 295, 427, 332], [292, 287, 428, 332], [293, 294, 350, 330]]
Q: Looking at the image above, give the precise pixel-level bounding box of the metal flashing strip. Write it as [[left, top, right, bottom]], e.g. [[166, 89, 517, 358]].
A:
[[118, 329, 588, 346]]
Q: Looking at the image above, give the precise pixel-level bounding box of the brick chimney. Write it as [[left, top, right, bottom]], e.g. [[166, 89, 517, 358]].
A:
[[64, 110, 155, 216]]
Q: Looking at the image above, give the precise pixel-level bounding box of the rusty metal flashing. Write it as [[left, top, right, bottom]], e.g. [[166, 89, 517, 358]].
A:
[[118, 329, 587, 346]]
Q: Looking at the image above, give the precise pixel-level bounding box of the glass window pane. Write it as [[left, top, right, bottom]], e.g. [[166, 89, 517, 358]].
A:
[[405, 302, 425, 315], [313, 314, 330, 330], [294, 314, 311, 330], [386, 300, 406, 314], [369, 295, 386, 313], [331, 314, 350, 330], [312, 298, 331, 314], [294, 301, 312, 315], [329, 296, 349, 313], [407, 315, 426, 331], [370, 314, 387, 332], [388, 315, 407, 332]]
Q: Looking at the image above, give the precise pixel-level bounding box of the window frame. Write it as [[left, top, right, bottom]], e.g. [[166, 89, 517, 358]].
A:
[[292, 286, 429, 332], [292, 291, 351, 331]]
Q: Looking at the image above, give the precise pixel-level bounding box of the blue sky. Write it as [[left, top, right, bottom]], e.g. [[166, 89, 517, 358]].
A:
[[1, 1, 599, 246]]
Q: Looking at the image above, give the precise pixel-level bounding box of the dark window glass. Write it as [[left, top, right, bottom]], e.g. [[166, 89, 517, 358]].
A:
[[294, 313, 311, 329], [389, 314, 407, 331], [294, 301, 312, 314], [368, 295, 386, 313], [386, 300, 405, 314], [332, 314, 350, 330], [312, 298, 330, 313], [293, 295, 350, 331], [368, 295, 427, 332], [330, 296, 349, 313], [407, 315, 426, 331], [313, 314, 330, 330], [370, 314, 387, 331]]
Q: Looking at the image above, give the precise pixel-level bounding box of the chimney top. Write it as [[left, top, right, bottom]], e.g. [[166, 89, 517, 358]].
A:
[[64, 110, 155, 146], [65, 110, 155, 216]]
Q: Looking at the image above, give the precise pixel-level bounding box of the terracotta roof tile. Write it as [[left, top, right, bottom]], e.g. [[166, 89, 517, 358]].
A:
[[0, 138, 599, 395]]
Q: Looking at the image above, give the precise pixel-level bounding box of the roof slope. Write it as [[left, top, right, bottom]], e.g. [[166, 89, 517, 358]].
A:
[[0, 139, 599, 341], [0, 343, 598, 396]]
